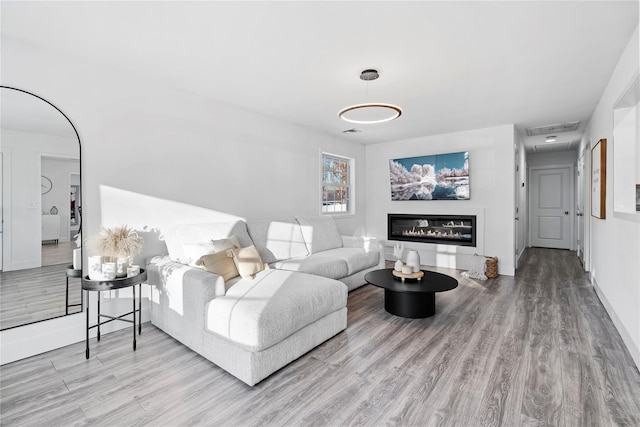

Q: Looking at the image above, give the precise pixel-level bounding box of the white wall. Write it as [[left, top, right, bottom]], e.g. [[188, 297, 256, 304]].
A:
[[580, 24, 640, 367], [527, 150, 577, 167], [1, 38, 367, 362], [42, 157, 80, 242], [0, 128, 78, 271], [365, 124, 516, 275]]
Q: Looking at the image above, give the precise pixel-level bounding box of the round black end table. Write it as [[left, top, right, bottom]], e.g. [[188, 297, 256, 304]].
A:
[[81, 269, 147, 359], [365, 268, 458, 318]]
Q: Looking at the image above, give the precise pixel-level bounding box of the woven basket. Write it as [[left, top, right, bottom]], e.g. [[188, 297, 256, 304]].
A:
[[485, 256, 498, 278]]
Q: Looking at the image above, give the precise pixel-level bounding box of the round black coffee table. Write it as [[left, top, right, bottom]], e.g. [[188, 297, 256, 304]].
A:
[[365, 268, 458, 318]]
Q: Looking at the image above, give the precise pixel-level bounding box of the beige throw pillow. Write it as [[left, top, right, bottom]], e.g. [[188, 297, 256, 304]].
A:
[[230, 245, 268, 279], [196, 251, 239, 281]]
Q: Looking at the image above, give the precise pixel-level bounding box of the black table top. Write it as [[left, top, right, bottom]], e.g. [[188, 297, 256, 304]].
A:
[[365, 268, 458, 293], [66, 265, 82, 278], [82, 269, 147, 291]]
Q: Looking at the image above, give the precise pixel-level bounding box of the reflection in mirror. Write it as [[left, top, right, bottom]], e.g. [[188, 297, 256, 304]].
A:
[[0, 86, 82, 330]]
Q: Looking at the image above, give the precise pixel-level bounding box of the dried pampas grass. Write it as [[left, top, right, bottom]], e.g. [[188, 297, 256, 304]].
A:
[[87, 225, 143, 258]]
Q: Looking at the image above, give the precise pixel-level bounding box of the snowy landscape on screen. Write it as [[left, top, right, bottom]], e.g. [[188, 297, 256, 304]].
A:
[[389, 151, 469, 200]]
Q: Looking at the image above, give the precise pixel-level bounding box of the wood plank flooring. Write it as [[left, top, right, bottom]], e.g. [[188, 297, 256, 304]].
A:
[[41, 241, 75, 267], [1, 248, 639, 426], [0, 264, 82, 330]]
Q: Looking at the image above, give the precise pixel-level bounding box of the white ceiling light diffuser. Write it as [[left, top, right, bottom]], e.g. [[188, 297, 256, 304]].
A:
[[338, 69, 402, 125]]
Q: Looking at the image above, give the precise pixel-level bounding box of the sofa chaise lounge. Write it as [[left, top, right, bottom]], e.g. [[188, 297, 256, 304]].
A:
[[146, 216, 382, 385]]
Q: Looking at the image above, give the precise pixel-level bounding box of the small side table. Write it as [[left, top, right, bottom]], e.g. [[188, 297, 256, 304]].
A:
[[65, 265, 83, 315], [81, 269, 147, 359]]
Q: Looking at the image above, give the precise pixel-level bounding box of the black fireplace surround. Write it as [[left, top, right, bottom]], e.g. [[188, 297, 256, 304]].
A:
[[388, 214, 476, 247]]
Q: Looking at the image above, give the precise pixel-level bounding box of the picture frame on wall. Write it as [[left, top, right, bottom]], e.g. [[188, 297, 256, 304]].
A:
[[591, 138, 607, 219]]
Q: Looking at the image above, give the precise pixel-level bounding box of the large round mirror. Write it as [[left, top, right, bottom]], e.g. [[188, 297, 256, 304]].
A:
[[0, 86, 82, 330]]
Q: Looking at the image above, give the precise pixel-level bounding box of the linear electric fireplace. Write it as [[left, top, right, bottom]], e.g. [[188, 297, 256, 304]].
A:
[[388, 214, 476, 247]]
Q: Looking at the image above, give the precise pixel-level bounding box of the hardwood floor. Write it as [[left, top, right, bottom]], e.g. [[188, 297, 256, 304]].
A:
[[41, 241, 75, 267], [0, 264, 82, 330], [1, 248, 639, 426], [0, 242, 78, 330]]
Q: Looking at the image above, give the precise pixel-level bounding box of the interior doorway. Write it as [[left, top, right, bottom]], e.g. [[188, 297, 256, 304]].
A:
[[529, 165, 574, 250]]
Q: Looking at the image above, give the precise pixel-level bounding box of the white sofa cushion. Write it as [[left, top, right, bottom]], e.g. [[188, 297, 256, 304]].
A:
[[296, 216, 343, 254], [206, 270, 347, 352], [312, 247, 379, 276], [271, 255, 348, 279], [246, 218, 308, 264], [164, 220, 253, 264]]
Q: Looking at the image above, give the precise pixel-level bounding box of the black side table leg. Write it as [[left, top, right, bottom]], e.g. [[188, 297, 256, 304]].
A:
[[138, 284, 142, 334], [85, 290, 90, 359], [133, 287, 137, 351], [97, 291, 101, 341], [65, 276, 70, 315]]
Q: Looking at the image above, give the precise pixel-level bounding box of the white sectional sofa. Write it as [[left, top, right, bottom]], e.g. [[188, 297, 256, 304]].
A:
[[146, 216, 382, 386]]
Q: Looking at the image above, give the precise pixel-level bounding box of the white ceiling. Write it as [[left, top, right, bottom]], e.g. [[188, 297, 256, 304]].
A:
[[1, 1, 638, 152]]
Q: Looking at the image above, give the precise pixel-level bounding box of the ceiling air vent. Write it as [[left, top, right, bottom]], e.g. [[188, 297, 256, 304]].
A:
[[525, 121, 580, 137]]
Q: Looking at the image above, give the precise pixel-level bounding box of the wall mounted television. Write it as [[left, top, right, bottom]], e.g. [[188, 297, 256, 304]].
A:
[[389, 151, 469, 200]]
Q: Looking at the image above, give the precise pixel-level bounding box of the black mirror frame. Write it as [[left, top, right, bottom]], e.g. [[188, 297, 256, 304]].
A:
[[0, 85, 83, 330]]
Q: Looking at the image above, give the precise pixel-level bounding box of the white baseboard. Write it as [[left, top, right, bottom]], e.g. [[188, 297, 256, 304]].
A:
[[1, 297, 151, 365], [591, 274, 640, 369]]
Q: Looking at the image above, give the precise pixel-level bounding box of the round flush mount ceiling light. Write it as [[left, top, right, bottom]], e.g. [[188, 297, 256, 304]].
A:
[[338, 69, 402, 124]]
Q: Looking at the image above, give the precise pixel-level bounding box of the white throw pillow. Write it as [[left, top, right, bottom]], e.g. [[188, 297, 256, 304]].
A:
[[211, 236, 241, 252], [182, 242, 217, 266]]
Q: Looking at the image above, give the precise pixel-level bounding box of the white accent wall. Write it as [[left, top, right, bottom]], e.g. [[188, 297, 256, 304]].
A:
[[581, 24, 640, 367], [365, 124, 516, 276]]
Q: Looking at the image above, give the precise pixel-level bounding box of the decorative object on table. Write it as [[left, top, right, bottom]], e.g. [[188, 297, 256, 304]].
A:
[[87, 224, 144, 278], [393, 242, 404, 271], [462, 253, 488, 280], [88, 255, 103, 280], [392, 269, 425, 281], [591, 138, 607, 219], [127, 265, 141, 278], [405, 250, 421, 273], [102, 262, 117, 280], [401, 265, 412, 275], [389, 151, 469, 200], [72, 232, 82, 270], [49, 206, 58, 215], [41, 175, 52, 195]]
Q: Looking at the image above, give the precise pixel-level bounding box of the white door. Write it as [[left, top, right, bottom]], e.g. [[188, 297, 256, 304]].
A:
[[530, 166, 573, 249]]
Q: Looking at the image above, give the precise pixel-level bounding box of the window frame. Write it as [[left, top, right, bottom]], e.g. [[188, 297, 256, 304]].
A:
[[320, 152, 355, 216]]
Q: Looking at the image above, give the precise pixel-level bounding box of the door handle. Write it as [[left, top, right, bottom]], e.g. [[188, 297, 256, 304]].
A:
[[577, 213, 583, 216], [515, 217, 520, 221], [564, 211, 569, 215]]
